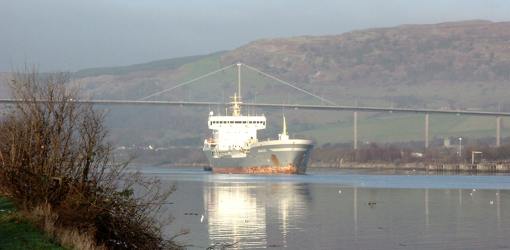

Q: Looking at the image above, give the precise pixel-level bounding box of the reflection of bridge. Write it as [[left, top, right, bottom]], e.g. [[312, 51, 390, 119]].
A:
[[1, 62, 509, 149]]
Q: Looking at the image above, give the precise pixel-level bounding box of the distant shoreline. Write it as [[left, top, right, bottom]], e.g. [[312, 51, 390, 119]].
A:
[[311, 162, 510, 172], [137, 162, 510, 173]]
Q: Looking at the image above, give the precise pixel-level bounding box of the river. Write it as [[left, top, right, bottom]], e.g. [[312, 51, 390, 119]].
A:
[[133, 166, 510, 249]]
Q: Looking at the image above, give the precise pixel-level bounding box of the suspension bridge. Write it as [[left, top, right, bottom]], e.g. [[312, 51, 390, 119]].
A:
[[1, 63, 509, 149]]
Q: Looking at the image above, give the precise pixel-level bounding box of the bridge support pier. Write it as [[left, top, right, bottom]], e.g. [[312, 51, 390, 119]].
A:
[[496, 116, 501, 147], [353, 111, 358, 150], [425, 113, 429, 149]]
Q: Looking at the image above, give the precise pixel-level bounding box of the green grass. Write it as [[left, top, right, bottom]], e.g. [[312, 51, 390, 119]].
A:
[[74, 51, 224, 78], [0, 197, 65, 250], [299, 113, 506, 144]]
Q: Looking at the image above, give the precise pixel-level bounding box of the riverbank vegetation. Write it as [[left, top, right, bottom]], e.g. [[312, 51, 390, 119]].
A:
[[0, 68, 182, 249], [312, 138, 510, 166]]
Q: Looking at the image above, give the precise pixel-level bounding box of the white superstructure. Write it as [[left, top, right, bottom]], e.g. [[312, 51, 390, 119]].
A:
[[205, 94, 266, 152]]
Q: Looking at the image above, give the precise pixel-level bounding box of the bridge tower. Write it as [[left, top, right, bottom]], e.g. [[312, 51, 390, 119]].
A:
[[496, 116, 502, 147], [425, 113, 429, 149], [353, 111, 358, 150]]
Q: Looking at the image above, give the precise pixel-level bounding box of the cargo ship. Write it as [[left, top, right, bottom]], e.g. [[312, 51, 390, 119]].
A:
[[202, 64, 313, 174]]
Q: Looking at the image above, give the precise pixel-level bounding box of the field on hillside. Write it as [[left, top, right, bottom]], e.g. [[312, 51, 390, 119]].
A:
[[299, 112, 506, 145]]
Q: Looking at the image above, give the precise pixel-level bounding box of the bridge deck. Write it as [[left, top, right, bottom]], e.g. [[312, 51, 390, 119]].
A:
[[1, 99, 509, 117]]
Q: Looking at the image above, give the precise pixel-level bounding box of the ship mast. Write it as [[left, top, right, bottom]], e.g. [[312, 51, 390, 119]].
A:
[[237, 62, 242, 100], [231, 63, 243, 116]]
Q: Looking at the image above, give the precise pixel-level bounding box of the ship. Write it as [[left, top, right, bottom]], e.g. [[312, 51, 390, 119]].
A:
[[202, 63, 314, 174]]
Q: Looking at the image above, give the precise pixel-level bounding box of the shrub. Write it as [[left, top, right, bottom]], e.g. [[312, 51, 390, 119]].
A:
[[0, 67, 181, 249]]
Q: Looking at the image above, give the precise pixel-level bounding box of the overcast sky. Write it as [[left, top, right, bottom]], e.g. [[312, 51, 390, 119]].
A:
[[0, 0, 509, 72]]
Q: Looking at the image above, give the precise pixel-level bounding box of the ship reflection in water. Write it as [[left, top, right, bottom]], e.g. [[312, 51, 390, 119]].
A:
[[155, 168, 510, 249], [204, 183, 308, 249]]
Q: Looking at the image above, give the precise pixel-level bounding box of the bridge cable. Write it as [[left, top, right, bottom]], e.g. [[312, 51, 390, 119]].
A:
[[242, 63, 337, 106], [138, 64, 236, 101]]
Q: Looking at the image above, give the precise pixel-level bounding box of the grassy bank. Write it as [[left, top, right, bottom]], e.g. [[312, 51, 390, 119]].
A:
[[0, 197, 65, 250]]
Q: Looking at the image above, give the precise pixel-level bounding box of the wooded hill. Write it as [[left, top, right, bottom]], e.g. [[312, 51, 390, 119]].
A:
[[4, 20, 510, 147]]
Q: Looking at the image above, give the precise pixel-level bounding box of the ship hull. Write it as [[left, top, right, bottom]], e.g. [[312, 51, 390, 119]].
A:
[[204, 139, 313, 174], [212, 165, 300, 174]]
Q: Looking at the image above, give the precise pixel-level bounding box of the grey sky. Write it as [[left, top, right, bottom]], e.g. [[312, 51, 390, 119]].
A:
[[0, 0, 508, 72]]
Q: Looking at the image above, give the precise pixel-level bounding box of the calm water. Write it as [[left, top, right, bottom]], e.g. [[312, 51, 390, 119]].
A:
[[134, 166, 510, 249]]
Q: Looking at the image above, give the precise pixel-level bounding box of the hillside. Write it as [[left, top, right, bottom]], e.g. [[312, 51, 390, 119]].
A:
[[222, 20, 510, 85], [75, 21, 510, 105], [73, 20, 510, 109], [3, 20, 510, 149]]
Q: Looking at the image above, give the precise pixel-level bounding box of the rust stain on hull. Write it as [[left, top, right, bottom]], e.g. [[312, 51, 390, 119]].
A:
[[213, 164, 300, 174]]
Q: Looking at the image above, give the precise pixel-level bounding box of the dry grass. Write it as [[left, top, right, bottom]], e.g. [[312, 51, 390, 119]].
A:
[[22, 203, 106, 250], [58, 228, 105, 250]]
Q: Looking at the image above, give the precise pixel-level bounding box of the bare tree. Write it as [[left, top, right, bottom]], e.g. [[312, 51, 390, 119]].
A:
[[0, 67, 181, 249]]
